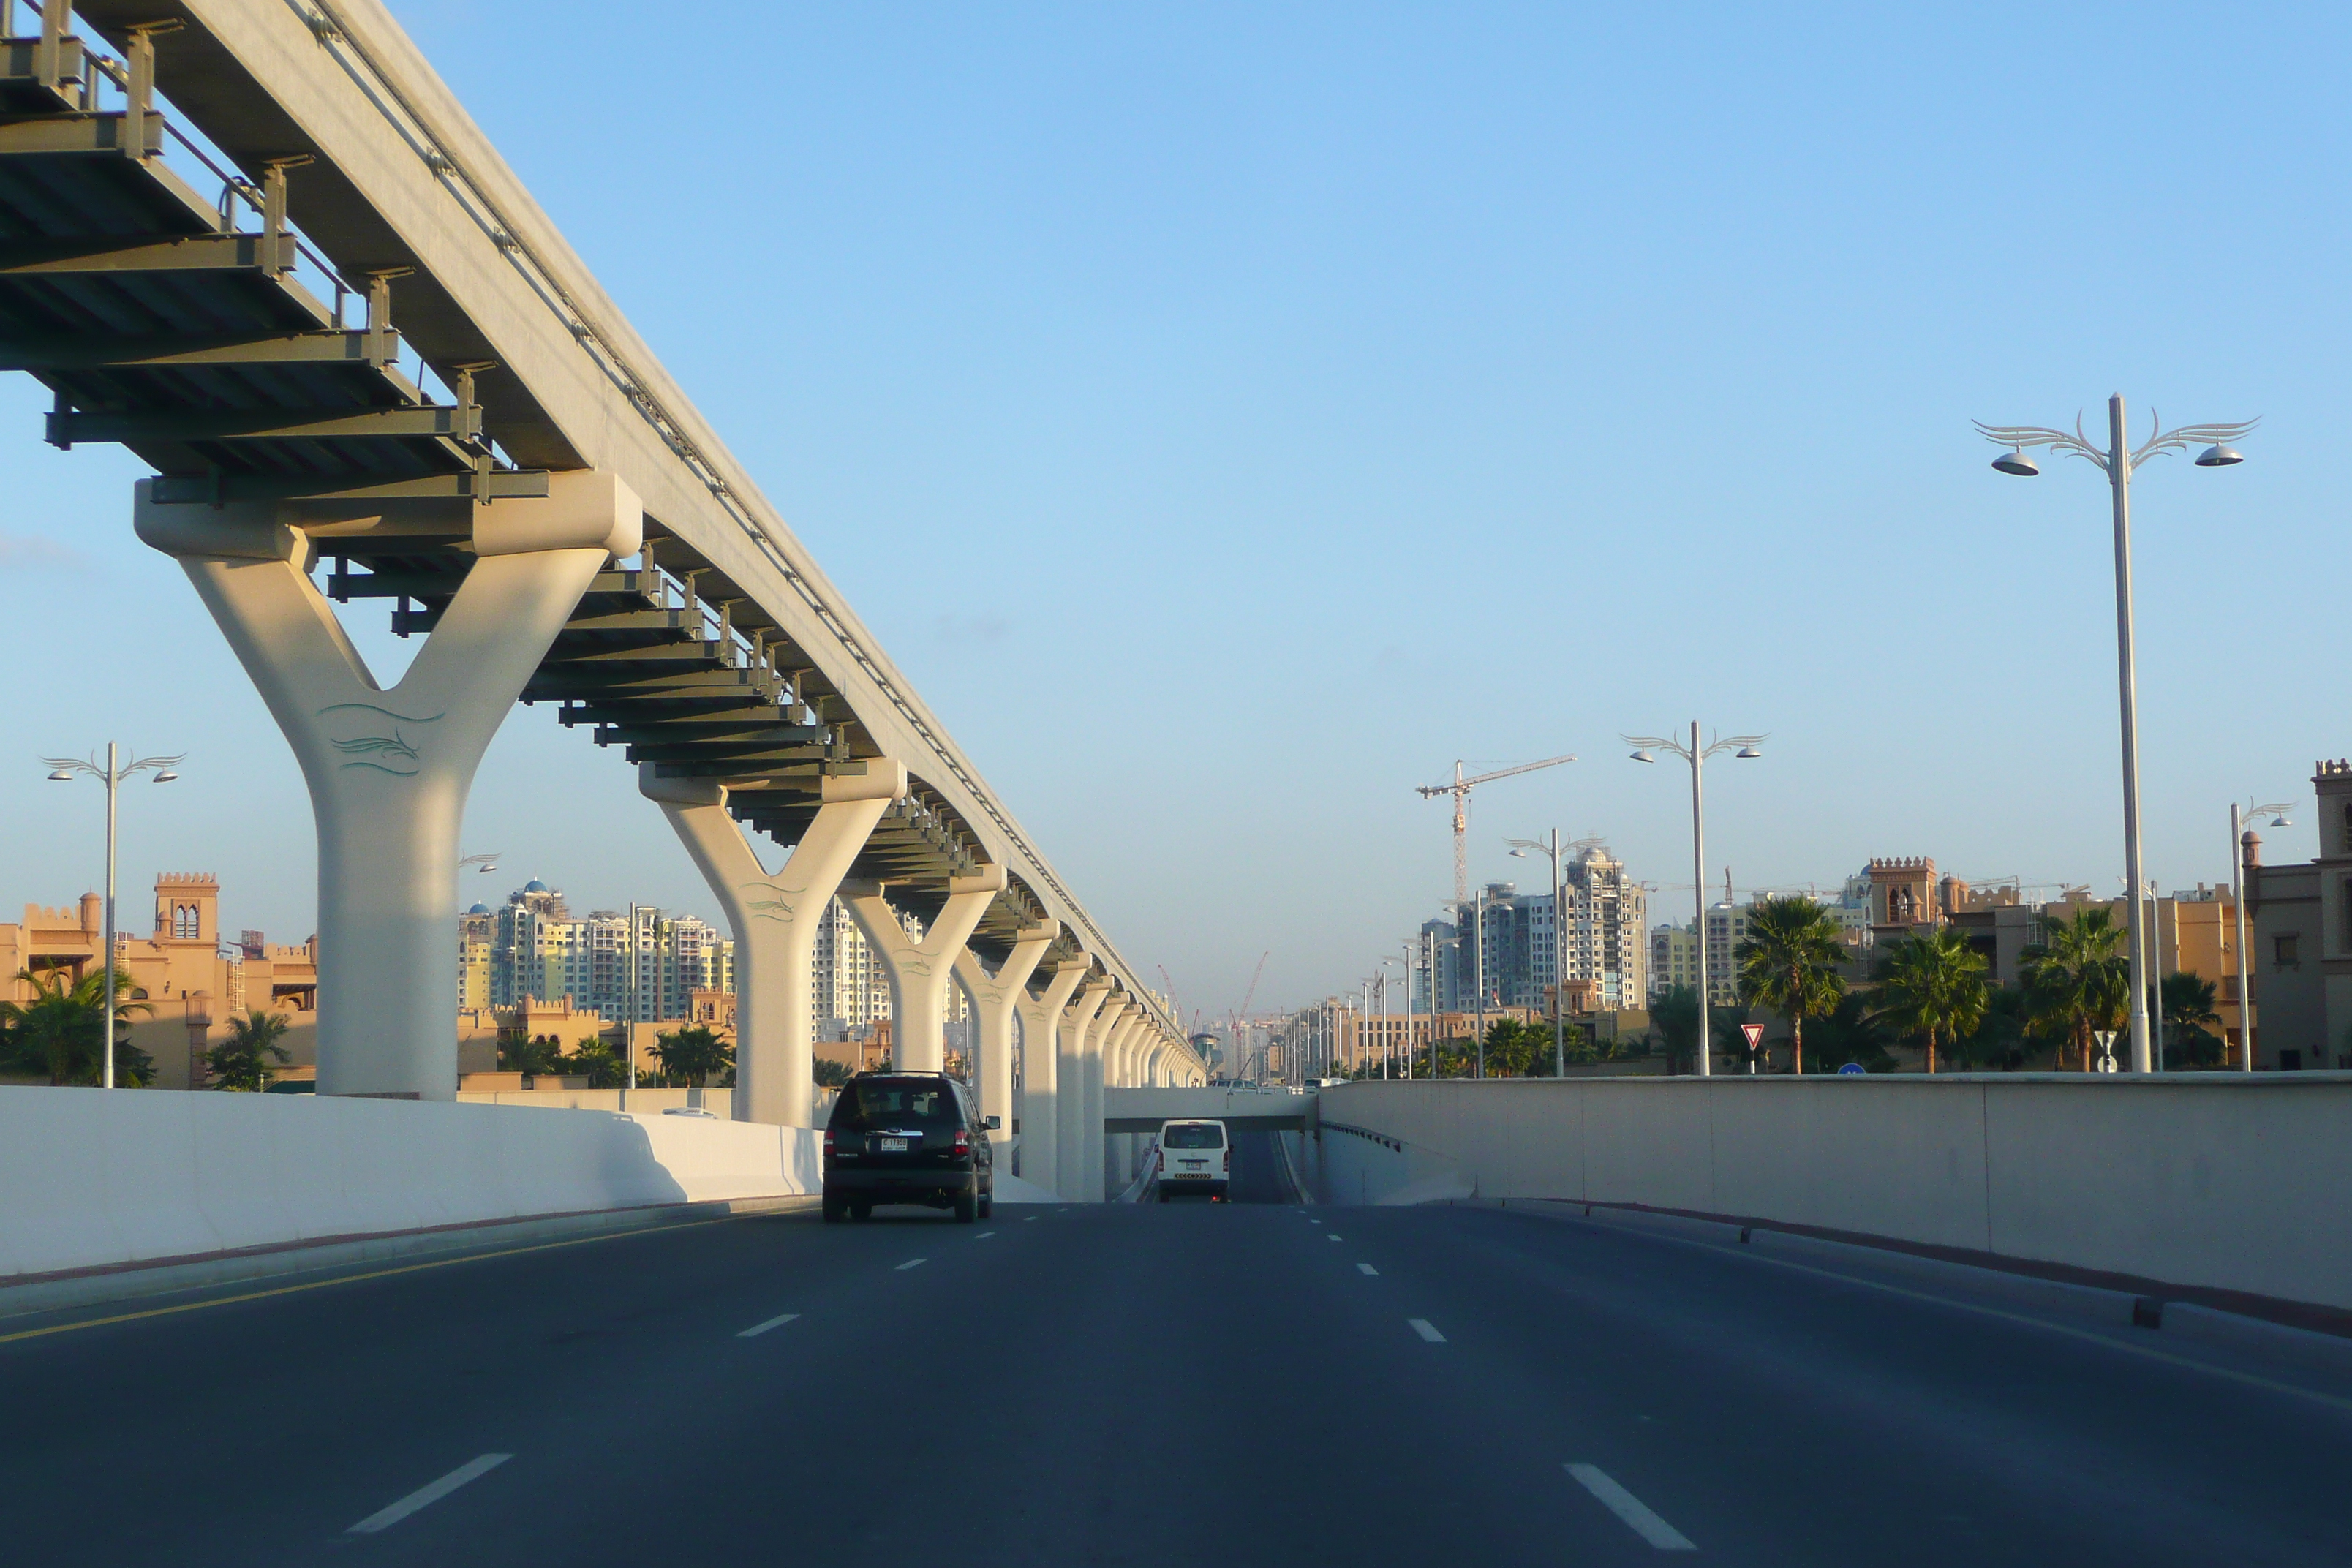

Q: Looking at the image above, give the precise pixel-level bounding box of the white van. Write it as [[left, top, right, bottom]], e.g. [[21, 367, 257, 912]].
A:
[[1156, 1119, 1229, 1201]]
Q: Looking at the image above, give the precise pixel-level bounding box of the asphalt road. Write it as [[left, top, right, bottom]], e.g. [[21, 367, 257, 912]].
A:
[[4, 1194, 2348, 1566], [1223, 1126, 1301, 1203]]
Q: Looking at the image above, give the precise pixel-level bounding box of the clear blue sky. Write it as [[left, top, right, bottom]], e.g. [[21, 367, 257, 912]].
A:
[[3, 2, 2345, 1025]]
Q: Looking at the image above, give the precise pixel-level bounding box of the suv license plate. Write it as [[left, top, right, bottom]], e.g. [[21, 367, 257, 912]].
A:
[[880, 1136, 909, 1153]]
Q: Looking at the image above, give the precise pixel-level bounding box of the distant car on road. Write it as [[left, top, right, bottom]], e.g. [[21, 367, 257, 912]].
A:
[[822, 1071, 995, 1224], [1156, 1119, 1229, 1202]]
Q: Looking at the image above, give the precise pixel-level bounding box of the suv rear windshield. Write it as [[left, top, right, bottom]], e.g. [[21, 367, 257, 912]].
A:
[[1164, 1123, 1224, 1149], [835, 1079, 962, 1129]]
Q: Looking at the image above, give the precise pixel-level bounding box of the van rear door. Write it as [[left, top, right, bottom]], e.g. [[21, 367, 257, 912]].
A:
[[1160, 1120, 1226, 1188]]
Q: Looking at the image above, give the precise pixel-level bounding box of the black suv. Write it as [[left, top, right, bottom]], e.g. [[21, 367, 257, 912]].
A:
[[822, 1071, 997, 1224]]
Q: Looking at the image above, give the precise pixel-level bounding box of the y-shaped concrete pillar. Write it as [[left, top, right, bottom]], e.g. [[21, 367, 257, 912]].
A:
[[952, 921, 1057, 1149], [641, 761, 905, 1126], [845, 864, 1006, 1074], [1104, 1010, 1146, 1188], [136, 474, 637, 1100], [1081, 995, 1130, 1200], [1057, 980, 1112, 1199], [1016, 960, 1088, 1192]]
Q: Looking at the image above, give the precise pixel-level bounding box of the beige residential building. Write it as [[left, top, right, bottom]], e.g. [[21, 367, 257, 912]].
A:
[[1650, 923, 1700, 999], [0, 873, 317, 1089]]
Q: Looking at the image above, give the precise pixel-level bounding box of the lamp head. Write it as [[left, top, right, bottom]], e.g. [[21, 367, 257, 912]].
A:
[[1735, 745, 1762, 759], [45, 768, 73, 781], [151, 769, 178, 783], [2195, 444, 2244, 467], [2272, 814, 2291, 829], [1509, 847, 1528, 859], [1991, 448, 2040, 477], [1630, 748, 1655, 764]]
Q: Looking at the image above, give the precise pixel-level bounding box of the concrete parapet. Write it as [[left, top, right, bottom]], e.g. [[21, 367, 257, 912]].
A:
[[0, 1086, 818, 1289], [1316, 1075, 2352, 1316]]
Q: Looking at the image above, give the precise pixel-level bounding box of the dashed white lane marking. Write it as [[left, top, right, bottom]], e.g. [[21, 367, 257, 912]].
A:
[[1023, 1215, 1039, 1222], [897, 1258, 928, 1271], [1327, 1234, 1343, 1243], [1357, 1262, 1379, 1276], [1408, 1318, 1445, 1343], [736, 1312, 800, 1338], [347, 1454, 513, 1535], [1564, 1464, 1696, 1551], [1308, 1218, 1322, 1226], [974, 1231, 995, 1240]]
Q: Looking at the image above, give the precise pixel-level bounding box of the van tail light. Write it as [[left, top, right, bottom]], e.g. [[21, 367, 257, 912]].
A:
[[1223, 1148, 1231, 1171], [1158, 1149, 1166, 1172], [954, 1129, 970, 1156]]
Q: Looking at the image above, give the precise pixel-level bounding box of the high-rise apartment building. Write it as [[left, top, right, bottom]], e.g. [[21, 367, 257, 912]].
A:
[[480, 881, 733, 1025], [468, 878, 969, 1045], [1422, 848, 1648, 1017], [1560, 845, 1647, 1007], [1703, 900, 1752, 1005], [1650, 921, 1700, 999]]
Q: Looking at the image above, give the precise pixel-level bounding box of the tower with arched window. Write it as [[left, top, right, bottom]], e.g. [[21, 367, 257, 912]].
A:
[[154, 872, 217, 949]]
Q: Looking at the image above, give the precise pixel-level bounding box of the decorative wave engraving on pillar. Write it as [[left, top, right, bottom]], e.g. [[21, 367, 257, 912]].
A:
[[317, 702, 448, 776], [744, 879, 804, 922]]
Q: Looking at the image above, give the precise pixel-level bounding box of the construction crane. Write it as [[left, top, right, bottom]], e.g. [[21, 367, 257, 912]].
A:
[[1417, 755, 1575, 906], [1228, 951, 1269, 1082]]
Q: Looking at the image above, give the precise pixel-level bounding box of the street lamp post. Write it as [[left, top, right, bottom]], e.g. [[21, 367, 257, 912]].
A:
[[1379, 957, 1402, 1080], [1471, 888, 1489, 1078], [1625, 725, 1764, 1078], [1977, 397, 2255, 1073], [2231, 799, 2293, 1073], [1509, 830, 1570, 1077], [1428, 930, 1458, 1079], [42, 744, 184, 1089]]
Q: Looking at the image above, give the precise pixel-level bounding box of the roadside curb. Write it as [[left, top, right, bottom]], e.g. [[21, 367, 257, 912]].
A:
[[1499, 1197, 2352, 1381]]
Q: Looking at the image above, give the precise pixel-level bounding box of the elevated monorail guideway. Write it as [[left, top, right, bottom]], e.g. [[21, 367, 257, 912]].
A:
[[0, 0, 1203, 1126]]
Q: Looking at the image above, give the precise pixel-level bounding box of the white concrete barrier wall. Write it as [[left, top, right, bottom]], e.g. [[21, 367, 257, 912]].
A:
[[0, 1087, 820, 1281], [1317, 1077, 2352, 1311]]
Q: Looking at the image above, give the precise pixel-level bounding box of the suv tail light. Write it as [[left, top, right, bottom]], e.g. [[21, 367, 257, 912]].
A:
[[954, 1129, 970, 1156], [823, 1131, 835, 1155]]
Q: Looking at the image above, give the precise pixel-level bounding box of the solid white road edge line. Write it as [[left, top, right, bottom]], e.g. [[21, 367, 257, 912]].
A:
[[346, 1454, 513, 1535], [736, 1313, 800, 1338], [1408, 1318, 1445, 1343], [1357, 1262, 1379, 1275], [897, 1259, 928, 1270], [1564, 1463, 1697, 1551]]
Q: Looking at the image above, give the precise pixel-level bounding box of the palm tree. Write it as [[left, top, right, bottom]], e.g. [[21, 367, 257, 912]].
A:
[[0, 968, 153, 1085], [1871, 928, 1990, 1074], [1806, 989, 1899, 1073], [1735, 895, 1850, 1075], [1483, 1019, 1541, 1077], [206, 1009, 292, 1091], [2017, 908, 2128, 1071], [652, 1024, 734, 1088], [2158, 972, 2224, 1068]]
